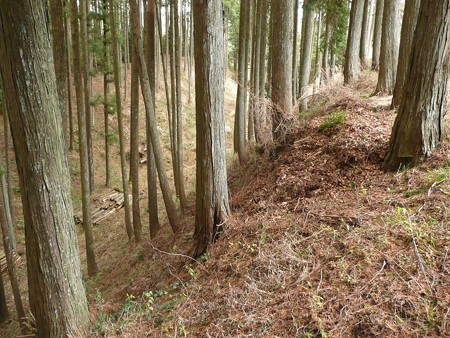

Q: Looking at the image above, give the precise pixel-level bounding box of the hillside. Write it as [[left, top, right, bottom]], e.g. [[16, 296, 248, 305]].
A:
[[84, 75, 449, 337]]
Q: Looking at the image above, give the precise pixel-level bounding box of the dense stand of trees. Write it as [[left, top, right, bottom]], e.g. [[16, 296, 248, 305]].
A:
[[0, 0, 449, 335]]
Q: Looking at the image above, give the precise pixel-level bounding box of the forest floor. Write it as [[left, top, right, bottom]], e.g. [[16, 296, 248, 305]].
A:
[[1, 71, 449, 338]]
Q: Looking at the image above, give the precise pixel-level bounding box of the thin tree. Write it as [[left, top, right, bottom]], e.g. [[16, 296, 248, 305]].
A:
[[292, 0, 299, 105], [383, 0, 450, 170], [192, 0, 230, 257], [146, 0, 160, 238], [344, 0, 364, 84], [70, 0, 99, 276], [375, 0, 401, 94], [130, 0, 142, 241], [0, 269, 7, 323], [359, 0, 371, 68], [391, 0, 421, 108], [0, 0, 90, 335], [109, 0, 134, 240]]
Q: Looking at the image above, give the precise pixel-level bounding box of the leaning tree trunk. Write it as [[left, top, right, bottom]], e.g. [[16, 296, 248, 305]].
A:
[[391, 0, 421, 108], [271, 0, 293, 145], [383, 0, 450, 171], [192, 0, 230, 257], [375, 0, 401, 94], [0, 1, 90, 336], [344, 0, 364, 84], [372, 0, 384, 70]]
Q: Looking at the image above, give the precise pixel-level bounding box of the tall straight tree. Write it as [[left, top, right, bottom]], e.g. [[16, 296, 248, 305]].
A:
[[299, 0, 315, 111], [359, 0, 371, 68], [0, 0, 90, 336], [70, 0, 99, 276], [344, 0, 364, 84], [234, 0, 249, 163], [271, 0, 293, 145], [391, 0, 421, 108], [375, 0, 401, 94], [130, 0, 142, 241], [109, 0, 134, 240], [292, 0, 299, 104], [80, 0, 95, 192], [192, 0, 230, 257], [372, 0, 384, 70], [383, 0, 450, 170]]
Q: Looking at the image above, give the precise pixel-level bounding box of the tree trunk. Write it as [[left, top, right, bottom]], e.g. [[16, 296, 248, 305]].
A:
[[103, 0, 112, 187], [80, 0, 95, 192], [271, 0, 293, 145], [314, 11, 323, 87], [65, 11, 75, 151], [49, 0, 69, 148], [70, 0, 99, 276], [192, 0, 230, 257], [372, 0, 384, 70], [383, 0, 450, 170], [146, 0, 160, 238], [292, 0, 299, 105], [174, 0, 187, 210], [0, 1, 90, 335], [359, 0, 371, 68], [375, 0, 401, 94], [234, 0, 249, 163], [0, 268, 7, 323], [109, 0, 134, 240], [322, 12, 332, 81], [129, 0, 180, 233], [299, 0, 315, 111], [344, 0, 364, 84], [391, 0, 421, 108]]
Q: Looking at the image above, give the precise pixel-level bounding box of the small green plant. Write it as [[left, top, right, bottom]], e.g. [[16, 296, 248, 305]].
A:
[[319, 110, 347, 131], [427, 166, 450, 186]]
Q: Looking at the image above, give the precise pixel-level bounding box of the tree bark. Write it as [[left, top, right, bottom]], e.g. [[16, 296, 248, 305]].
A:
[[372, 0, 384, 70], [271, 0, 293, 145], [383, 0, 450, 170], [391, 0, 421, 108], [192, 0, 230, 257], [344, 0, 364, 84], [49, 0, 69, 148], [375, 0, 401, 94], [0, 1, 90, 335], [234, 0, 249, 163]]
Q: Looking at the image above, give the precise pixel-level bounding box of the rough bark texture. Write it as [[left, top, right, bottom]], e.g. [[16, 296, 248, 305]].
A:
[[299, 0, 315, 111], [0, 1, 90, 336], [383, 0, 450, 171], [392, 0, 421, 108], [372, 0, 384, 70], [0, 270, 7, 323], [271, 0, 293, 144], [49, 0, 68, 147], [375, 0, 401, 94], [344, 0, 364, 84], [234, 0, 249, 163], [192, 0, 230, 257]]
